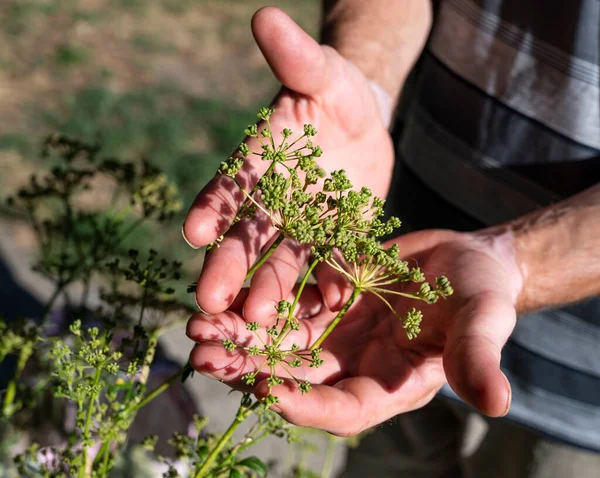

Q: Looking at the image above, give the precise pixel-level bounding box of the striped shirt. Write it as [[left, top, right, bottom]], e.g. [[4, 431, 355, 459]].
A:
[[394, 0, 600, 450]]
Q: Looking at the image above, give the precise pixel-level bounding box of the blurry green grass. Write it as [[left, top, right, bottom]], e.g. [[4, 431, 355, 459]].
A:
[[38, 85, 258, 207]]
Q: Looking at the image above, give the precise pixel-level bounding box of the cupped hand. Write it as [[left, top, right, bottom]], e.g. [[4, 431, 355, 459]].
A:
[[186, 229, 524, 436], [182, 7, 394, 322]]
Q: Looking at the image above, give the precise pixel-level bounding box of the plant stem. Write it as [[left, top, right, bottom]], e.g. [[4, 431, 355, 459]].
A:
[[194, 400, 258, 477], [130, 365, 185, 413], [320, 435, 337, 478], [219, 161, 278, 243], [213, 430, 269, 472], [92, 441, 110, 471], [137, 331, 159, 388], [310, 288, 361, 350], [245, 234, 284, 280], [2, 344, 33, 417], [290, 259, 319, 320], [101, 444, 110, 477], [80, 367, 102, 478], [274, 259, 319, 348]]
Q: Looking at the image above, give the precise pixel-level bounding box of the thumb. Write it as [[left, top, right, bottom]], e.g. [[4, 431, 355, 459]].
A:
[[443, 292, 516, 417], [252, 7, 331, 96]]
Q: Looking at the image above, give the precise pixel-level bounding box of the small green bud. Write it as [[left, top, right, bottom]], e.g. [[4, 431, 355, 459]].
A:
[[244, 124, 258, 137], [276, 300, 291, 315], [263, 394, 280, 408], [436, 276, 454, 297], [246, 322, 260, 332], [303, 124, 317, 137], [248, 346, 261, 356], [223, 339, 237, 352], [311, 145, 323, 157], [239, 143, 250, 157], [267, 376, 284, 387], [409, 267, 426, 283], [257, 107, 275, 121], [298, 381, 312, 395], [242, 373, 256, 386], [403, 308, 423, 340]]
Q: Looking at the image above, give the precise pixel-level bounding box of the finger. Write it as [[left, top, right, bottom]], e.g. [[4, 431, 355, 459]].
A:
[[243, 239, 311, 324], [256, 375, 440, 437], [186, 306, 339, 385], [183, 157, 265, 249], [443, 292, 516, 417], [183, 7, 331, 250], [230, 284, 324, 320], [313, 253, 353, 311], [252, 7, 332, 97], [189, 342, 341, 388], [195, 216, 275, 314], [187, 287, 329, 346]]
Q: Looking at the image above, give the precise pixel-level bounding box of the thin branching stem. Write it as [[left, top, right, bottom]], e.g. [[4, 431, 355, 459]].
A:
[[311, 288, 361, 350]]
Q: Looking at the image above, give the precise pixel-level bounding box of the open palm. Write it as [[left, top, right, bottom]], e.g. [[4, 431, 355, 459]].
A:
[[182, 7, 394, 322], [187, 230, 522, 435]]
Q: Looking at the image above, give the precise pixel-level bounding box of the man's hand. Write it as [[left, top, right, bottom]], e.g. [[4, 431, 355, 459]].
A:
[[182, 7, 394, 321], [186, 229, 523, 435]]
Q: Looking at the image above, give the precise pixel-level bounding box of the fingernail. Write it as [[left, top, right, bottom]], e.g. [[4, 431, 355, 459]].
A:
[[501, 372, 512, 416], [182, 224, 200, 249], [194, 293, 208, 314]]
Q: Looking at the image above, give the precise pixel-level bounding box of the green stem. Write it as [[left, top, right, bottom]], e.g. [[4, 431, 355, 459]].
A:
[[130, 366, 185, 413], [137, 331, 159, 389], [92, 441, 110, 471], [213, 160, 279, 248], [101, 444, 110, 477], [245, 234, 284, 280], [2, 345, 33, 417], [213, 425, 269, 471], [194, 400, 258, 478], [274, 259, 319, 348], [320, 435, 337, 478], [289, 259, 318, 320], [310, 288, 361, 351], [79, 367, 102, 478]]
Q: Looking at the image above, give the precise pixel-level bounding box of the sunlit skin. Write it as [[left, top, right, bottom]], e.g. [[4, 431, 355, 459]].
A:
[[185, 4, 600, 436], [187, 229, 520, 436]]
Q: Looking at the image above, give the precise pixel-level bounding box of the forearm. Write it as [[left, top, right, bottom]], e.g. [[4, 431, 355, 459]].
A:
[[482, 183, 600, 314], [321, 0, 432, 100]]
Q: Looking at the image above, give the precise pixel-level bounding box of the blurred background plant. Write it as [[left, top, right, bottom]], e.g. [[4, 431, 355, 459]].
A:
[[0, 135, 346, 477]]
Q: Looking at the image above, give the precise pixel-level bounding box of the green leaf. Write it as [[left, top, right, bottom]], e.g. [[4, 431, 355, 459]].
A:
[[181, 363, 195, 383], [237, 456, 268, 476], [229, 468, 243, 478]]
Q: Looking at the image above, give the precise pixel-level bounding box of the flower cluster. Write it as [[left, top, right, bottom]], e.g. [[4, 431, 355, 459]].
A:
[[217, 107, 453, 407]]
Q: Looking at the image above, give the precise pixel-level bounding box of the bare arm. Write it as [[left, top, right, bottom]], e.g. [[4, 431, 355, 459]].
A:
[[479, 183, 600, 314], [322, 0, 432, 100]]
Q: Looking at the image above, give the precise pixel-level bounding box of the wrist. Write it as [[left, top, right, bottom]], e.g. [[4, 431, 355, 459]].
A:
[[471, 228, 525, 310], [477, 185, 600, 314]]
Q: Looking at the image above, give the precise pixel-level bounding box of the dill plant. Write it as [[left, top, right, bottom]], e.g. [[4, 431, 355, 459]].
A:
[[214, 106, 453, 404]]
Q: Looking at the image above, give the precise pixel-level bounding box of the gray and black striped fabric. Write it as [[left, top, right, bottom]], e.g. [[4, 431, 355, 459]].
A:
[[394, 0, 600, 450]]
